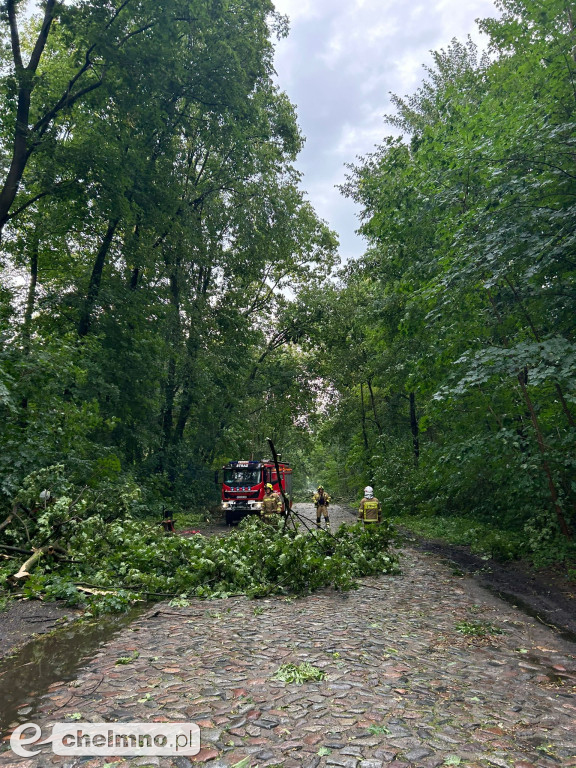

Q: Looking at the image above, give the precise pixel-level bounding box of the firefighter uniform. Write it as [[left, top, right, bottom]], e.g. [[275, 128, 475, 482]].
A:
[[261, 484, 281, 520], [313, 486, 331, 529], [359, 493, 381, 525]]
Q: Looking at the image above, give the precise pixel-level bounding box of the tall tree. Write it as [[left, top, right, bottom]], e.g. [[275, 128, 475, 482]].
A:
[[331, 9, 576, 553]]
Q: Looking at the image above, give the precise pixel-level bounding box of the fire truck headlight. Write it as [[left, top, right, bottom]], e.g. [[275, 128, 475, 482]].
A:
[[222, 502, 229, 509], [252, 501, 262, 510]]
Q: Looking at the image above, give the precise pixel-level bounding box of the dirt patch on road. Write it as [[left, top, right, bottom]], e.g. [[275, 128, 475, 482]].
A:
[[0, 600, 80, 660], [402, 530, 576, 640]]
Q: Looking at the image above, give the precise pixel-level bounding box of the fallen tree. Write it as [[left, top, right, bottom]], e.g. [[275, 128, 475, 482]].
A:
[[0, 467, 399, 614]]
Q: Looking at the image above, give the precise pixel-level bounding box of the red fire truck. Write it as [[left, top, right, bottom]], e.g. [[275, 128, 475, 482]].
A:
[[220, 459, 293, 525]]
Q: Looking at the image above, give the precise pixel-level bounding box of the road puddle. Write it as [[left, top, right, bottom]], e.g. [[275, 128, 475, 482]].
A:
[[0, 605, 147, 737]]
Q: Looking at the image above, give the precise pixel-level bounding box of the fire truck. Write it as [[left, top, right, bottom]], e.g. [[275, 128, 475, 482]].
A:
[[220, 459, 293, 525]]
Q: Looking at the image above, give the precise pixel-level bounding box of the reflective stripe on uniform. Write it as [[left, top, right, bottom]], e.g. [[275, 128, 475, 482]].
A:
[[361, 499, 379, 522]]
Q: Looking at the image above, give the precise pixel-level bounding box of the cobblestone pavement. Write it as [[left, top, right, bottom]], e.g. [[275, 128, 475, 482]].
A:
[[1, 505, 575, 768]]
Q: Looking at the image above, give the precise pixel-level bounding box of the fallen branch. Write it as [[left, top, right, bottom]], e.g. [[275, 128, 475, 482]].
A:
[[76, 585, 144, 600], [25, 617, 62, 623], [13, 547, 51, 580], [0, 544, 34, 555], [12, 545, 64, 581], [357, 580, 386, 591], [75, 581, 173, 598], [10, 507, 31, 543], [0, 513, 14, 533]]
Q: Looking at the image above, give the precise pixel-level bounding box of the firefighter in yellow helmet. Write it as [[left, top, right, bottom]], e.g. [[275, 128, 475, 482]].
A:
[[358, 486, 381, 526], [261, 483, 281, 521], [312, 485, 331, 529]]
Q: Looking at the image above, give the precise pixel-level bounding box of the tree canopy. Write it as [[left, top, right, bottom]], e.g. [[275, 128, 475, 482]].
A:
[[0, 0, 337, 510], [1, 0, 575, 576], [320, 0, 576, 561]]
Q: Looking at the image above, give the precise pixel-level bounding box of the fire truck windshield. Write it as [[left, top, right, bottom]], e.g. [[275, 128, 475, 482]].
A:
[[224, 469, 261, 487]]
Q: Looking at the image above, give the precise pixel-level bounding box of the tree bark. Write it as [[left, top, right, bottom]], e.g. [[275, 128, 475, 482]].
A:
[[486, 286, 572, 538], [19, 236, 38, 416], [130, 266, 140, 290], [12, 546, 55, 581], [504, 277, 575, 429], [78, 219, 119, 337], [517, 372, 572, 539], [0, 544, 32, 555], [409, 391, 420, 467], [159, 265, 182, 467], [0, 515, 14, 534], [0, 0, 57, 233], [162, 357, 177, 449], [360, 383, 369, 451], [173, 323, 201, 444], [367, 379, 383, 436], [173, 393, 193, 445], [22, 232, 39, 347]]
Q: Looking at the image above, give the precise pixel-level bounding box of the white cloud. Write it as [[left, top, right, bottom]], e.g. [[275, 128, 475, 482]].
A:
[[332, 118, 386, 159], [273, 0, 321, 22], [273, 0, 499, 261]]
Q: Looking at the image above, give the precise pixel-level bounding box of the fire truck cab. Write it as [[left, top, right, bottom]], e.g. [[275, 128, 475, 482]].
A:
[[220, 459, 292, 526]]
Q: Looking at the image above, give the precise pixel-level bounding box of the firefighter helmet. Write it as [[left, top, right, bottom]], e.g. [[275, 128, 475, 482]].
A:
[[317, 485, 324, 491], [364, 486, 374, 499], [265, 483, 274, 491]]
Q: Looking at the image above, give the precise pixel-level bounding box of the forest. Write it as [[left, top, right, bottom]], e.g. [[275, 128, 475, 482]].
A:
[[0, 0, 575, 606]]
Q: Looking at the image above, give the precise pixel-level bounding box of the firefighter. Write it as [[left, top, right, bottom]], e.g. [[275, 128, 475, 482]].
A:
[[358, 485, 381, 526], [313, 485, 331, 529], [261, 483, 281, 521]]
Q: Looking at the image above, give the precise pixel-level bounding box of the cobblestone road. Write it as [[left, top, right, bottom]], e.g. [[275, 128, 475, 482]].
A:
[[1, 505, 575, 768]]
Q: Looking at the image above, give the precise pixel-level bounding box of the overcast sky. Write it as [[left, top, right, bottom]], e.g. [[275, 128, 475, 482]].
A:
[[272, 0, 498, 262]]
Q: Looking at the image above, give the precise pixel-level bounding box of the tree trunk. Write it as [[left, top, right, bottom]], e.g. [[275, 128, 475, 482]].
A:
[[173, 329, 200, 444], [159, 266, 182, 465], [172, 283, 210, 446], [0, 515, 14, 534], [0, 0, 57, 234], [409, 391, 419, 467], [517, 372, 572, 539], [78, 219, 119, 337], [161, 357, 177, 449], [486, 286, 572, 538], [130, 266, 140, 290], [18, 234, 40, 417], [0, 544, 32, 555], [367, 379, 383, 436], [360, 383, 369, 451], [173, 393, 193, 444], [22, 233, 39, 347], [504, 277, 575, 429], [0, 85, 31, 233]]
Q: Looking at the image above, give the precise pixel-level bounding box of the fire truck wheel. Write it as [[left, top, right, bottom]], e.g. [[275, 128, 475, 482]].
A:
[[225, 510, 234, 526]]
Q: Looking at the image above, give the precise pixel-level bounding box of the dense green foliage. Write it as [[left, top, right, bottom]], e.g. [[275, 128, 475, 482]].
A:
[[2, 0, 575, 594], [0, 0, 337, 515], [0, 467, 397, 608], [1, 509, 398, 611], [306, 0, 576, 566]]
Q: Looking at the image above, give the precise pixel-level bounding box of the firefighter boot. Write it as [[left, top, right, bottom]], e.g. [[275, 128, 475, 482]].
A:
[[324, 517, 330, 531], [316, 518, 321, 529]]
